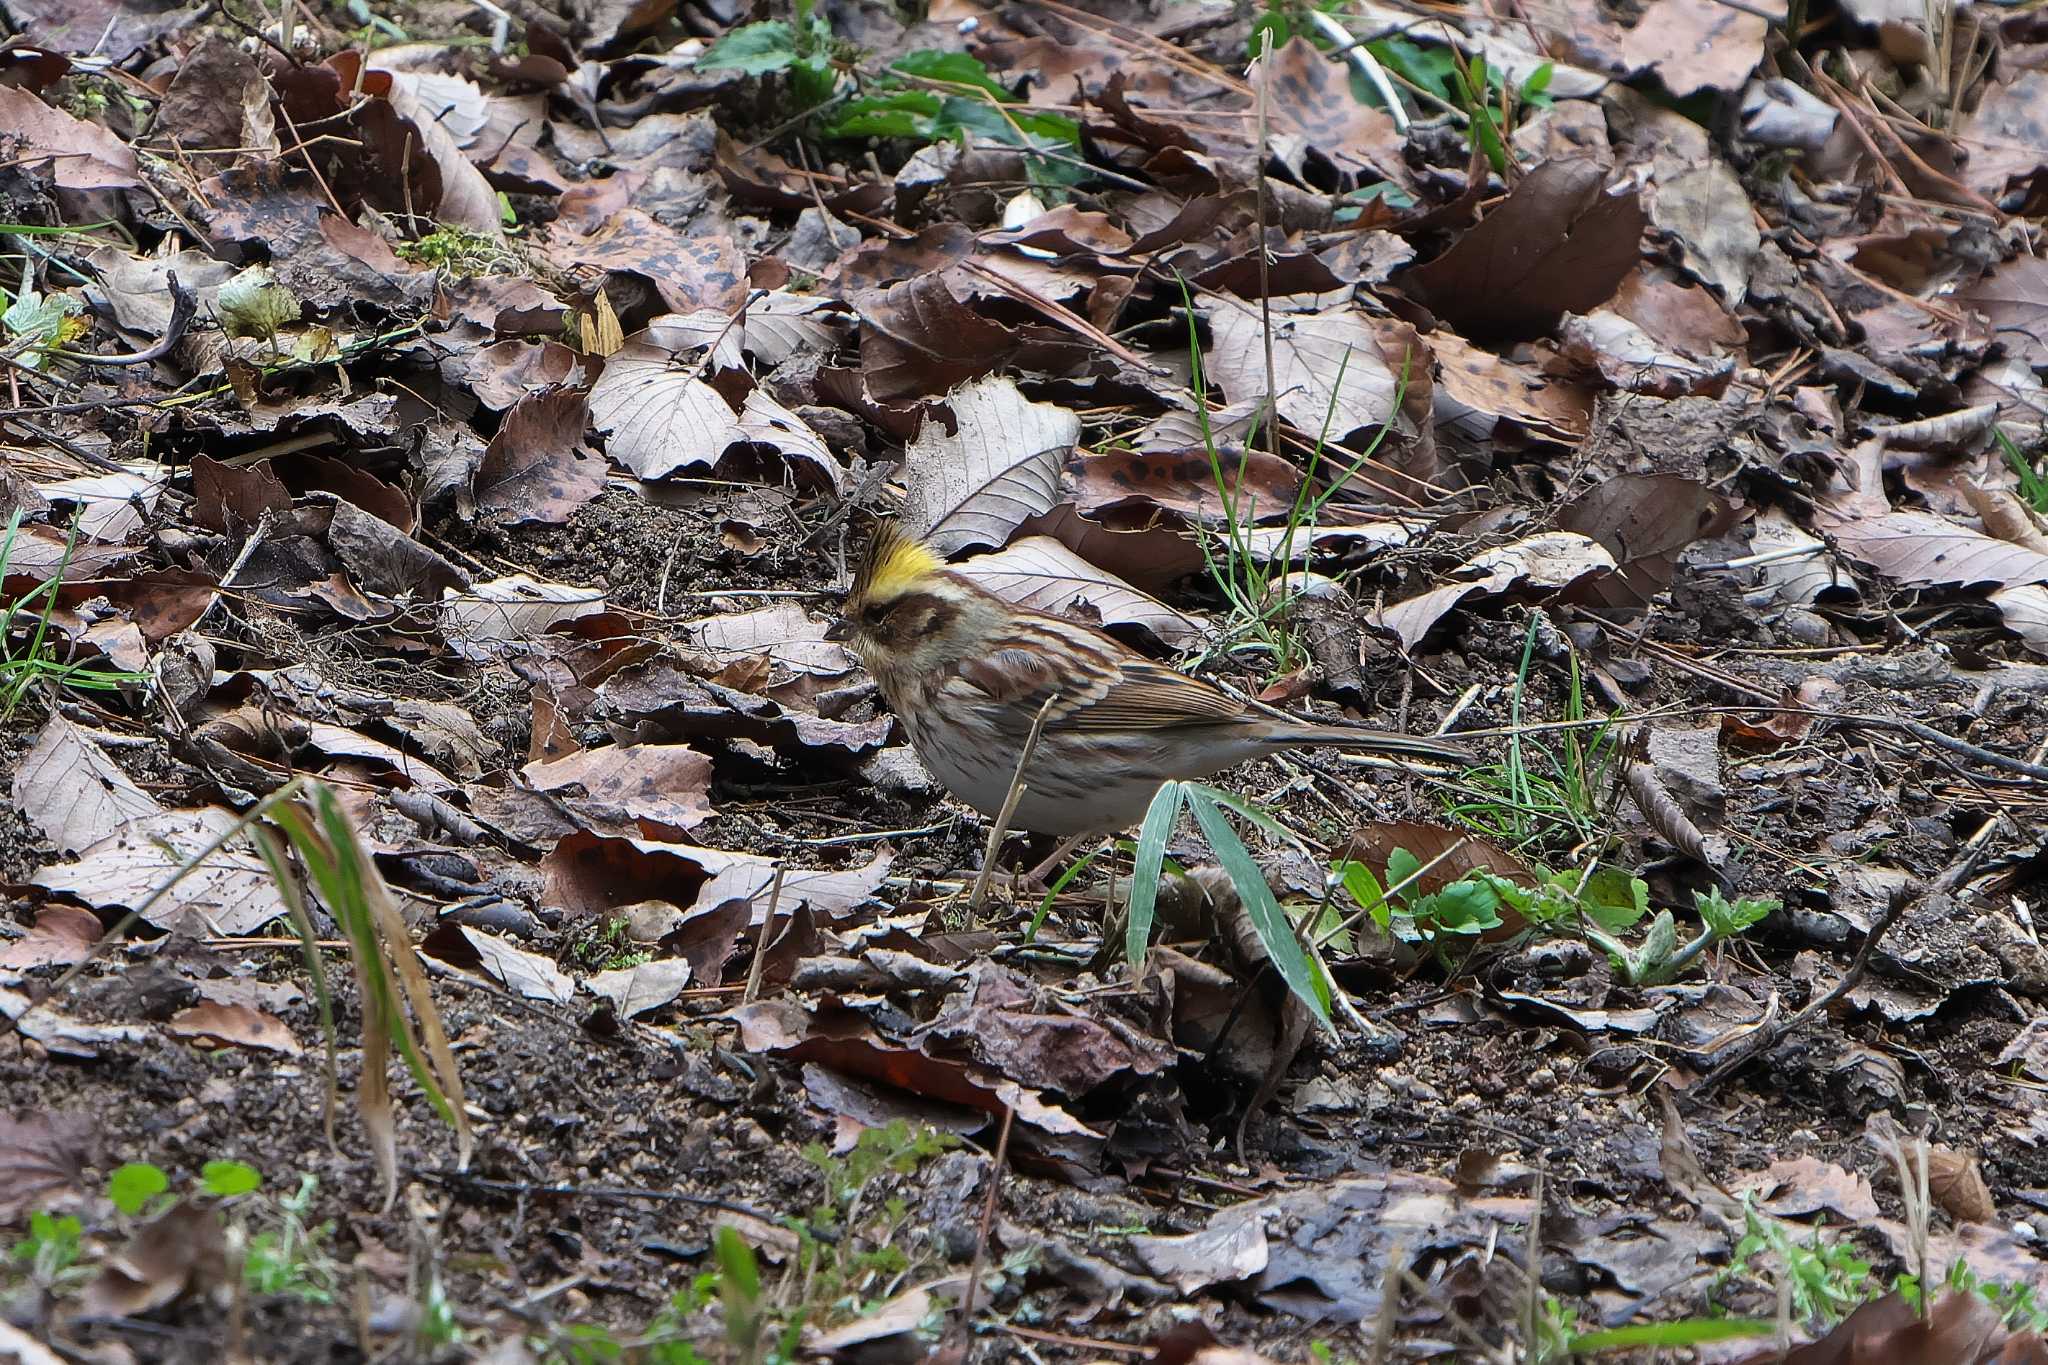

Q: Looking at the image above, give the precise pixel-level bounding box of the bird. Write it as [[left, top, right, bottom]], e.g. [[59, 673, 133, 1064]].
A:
[[825, 522, 1474, 838]]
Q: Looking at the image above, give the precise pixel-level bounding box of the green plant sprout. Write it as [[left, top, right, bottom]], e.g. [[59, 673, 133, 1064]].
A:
[[1443, 615, 1622, 855], [0, 509, 153, 717], [1997, 431, 2048, 515], [1178, 284, 1415, 683]]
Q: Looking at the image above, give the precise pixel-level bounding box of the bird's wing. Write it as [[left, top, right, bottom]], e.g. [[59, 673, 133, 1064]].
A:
[[951, 646, 1246, 732]]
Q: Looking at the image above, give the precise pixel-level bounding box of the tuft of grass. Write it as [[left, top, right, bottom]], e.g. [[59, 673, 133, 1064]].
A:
[[0, 508, 151, 717], [1178, 286, 1414, 682], [1441, 615, 1621, 855], [4, 775, 474, 1213], [396, 225, 521, 276]]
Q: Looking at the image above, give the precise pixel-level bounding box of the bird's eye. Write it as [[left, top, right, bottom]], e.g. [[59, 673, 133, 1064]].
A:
[[863, 603, 889, 625]]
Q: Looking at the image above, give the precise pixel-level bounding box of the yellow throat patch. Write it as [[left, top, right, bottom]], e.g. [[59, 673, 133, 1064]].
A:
[[856, 523, 942, 601]]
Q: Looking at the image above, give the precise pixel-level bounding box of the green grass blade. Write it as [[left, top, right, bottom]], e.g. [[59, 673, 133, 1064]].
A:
[[1569, 1318, 1774, 1351], [1186, 786, 1331, 1026], [1126, 782, 1184, 966]]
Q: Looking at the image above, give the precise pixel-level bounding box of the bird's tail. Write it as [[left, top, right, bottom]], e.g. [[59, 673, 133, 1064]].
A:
[[1273, 725, 1476, 767]]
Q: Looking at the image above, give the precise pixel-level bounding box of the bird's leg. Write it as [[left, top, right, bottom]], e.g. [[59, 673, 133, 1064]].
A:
[[1018, 832, 1095, 890]]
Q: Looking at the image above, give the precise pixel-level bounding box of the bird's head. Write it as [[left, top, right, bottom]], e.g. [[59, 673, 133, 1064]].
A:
[[828, 523, 984, 679]]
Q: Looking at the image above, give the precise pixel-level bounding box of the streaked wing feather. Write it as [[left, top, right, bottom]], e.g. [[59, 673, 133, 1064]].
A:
[[1071, 661, 1246, 730]]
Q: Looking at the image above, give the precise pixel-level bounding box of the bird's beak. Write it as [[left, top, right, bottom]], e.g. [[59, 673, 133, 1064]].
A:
[[823, 618, 852, 642]]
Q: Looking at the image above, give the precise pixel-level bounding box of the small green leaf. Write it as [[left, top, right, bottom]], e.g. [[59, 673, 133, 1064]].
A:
[[713, 1225, 759, 1301], [891, 50, 1010, 98], [1411, 879, 1502, 934], [1581, 869, 1651, 932], [1521, 61, 1554, 97], [201, 1160, 262, 1197], [1570, 1318, 1774, 1350], [1335, 860, 1389, 931], [823, 91, 940, 140], [1697, 887, 1777, 939], [108, 1162, 169, 1215], [1384, 847, 1422, 900], [697, 21, 798, 75]]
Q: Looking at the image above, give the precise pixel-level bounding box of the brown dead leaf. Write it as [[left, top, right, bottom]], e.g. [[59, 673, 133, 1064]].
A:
[[0, 85, 140, 191], [1558, 473, 1740, 608], [727, 997, 1096, 1137], [688, 603, 854, 678], [0, 905, 103, 973], [13, 713, 165, 856], [166, 1002, 303, 1056], [1824, 509, 2048, 588], [422, 924, 575, 1004], [522, 743, 715, 835], [951, 536, 1202, 649], [0, 1110, 94, 1220], [82, 1200, 228, 1319], [1205, 300, 1411, 443], [1401, 158, 1647, 340], [588, 959, 693, 1018], [1730, 1155, 1878, 1222], [441, 574, 608, 658], [1371, 532, 1616, 647], [899, 375, 1077, 553], [475, 386, 606, 526], [32, 808, 285, 935]]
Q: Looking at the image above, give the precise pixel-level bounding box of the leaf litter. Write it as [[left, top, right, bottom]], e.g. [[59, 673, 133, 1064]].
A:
[[0, 0, 2045, 1358]]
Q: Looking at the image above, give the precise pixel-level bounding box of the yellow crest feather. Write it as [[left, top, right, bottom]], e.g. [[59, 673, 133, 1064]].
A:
[[854, 522, 942, 601]]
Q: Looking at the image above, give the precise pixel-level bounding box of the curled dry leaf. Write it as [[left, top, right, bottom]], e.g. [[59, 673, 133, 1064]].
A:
[[588, 959, 693, 1018], [900, 375, 1079, 555], [80, 1200, 227, 1319], [1370, 531, 1617, 648], [422, 923, 576, 1005], [1991, 584, 2048, 658], [952, 535, 1202, 648]]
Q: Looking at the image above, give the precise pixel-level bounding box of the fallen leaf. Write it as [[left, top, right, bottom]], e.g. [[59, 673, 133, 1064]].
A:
[[12, 713, 165, 856], [422, 924, 576, 1004], [0, 905, 103, 973], [165, 1003, 303, 1056], [474, 386, 607, 526], [952, 536, 1202, 648], [1401, 158, 1646, 340], [588, 959, 693, 1017], [901, 375, 1078, 555], [32, 808, 286, 935]]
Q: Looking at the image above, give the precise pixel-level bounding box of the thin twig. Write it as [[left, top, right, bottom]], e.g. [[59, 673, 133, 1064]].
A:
[[742, 862, 788, 1004], [952, 1103, 1013, 1346], [968, 695, 1058, 913]]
